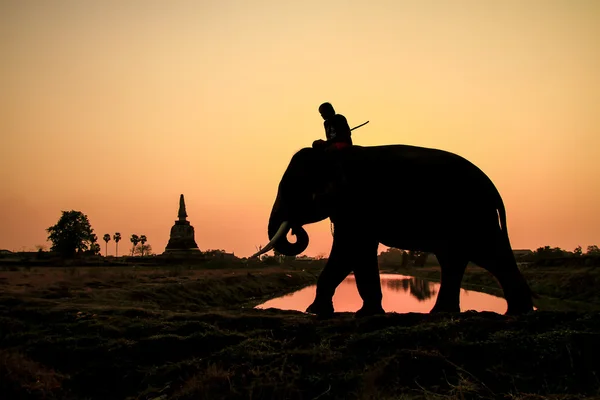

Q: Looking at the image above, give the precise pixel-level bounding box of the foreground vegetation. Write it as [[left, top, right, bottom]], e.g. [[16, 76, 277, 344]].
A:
[[1, 261, 600, 399]]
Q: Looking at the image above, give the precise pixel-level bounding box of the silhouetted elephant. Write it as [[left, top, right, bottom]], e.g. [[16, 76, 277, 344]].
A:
[[254, 145, 535, 316]]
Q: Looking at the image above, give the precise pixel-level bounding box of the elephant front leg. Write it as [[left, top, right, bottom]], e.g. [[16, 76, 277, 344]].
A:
[[305, 242, 352, 317], [306, 225, 383, 318], [306, 257, 350, 317], [430, 252, 467, 313]]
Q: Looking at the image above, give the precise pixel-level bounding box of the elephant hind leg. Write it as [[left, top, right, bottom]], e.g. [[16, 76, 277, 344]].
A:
[[352, 239, 384, 317], [430, 252, 468, 313], [473, 249, 534, 315]]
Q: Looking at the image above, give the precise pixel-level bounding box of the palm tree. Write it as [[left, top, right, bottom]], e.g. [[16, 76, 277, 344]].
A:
[[130, 234, 140, 256], [113, 232, 121, 257], [102, 234, 111, 257], [139, 235, 147, 257]]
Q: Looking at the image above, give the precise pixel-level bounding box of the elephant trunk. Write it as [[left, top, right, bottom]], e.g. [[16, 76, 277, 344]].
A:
[[251, 195, 311, 259]]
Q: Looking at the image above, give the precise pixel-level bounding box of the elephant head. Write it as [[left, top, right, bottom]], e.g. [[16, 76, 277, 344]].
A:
[[253, 148, 342, 258]]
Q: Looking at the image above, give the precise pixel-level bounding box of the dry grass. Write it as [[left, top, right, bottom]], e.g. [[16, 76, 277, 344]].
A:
[[1, 263, 599, 399], [0, 349, 65, 397]]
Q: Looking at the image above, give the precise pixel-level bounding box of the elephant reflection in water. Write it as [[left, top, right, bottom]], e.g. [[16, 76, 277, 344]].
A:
[[253, 144, 535, 317], [384, 278, 437, 302]]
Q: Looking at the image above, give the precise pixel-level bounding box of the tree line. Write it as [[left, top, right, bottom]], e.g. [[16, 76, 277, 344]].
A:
[[528, 245, 600, 260], [378, 245, 600, 267], [46, 210, 152, 258], [41, 209, 600, 262]]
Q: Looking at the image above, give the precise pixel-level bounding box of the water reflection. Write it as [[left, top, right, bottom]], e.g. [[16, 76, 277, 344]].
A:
[[384, 276, 437, 301], [256, 273, 508, 314]]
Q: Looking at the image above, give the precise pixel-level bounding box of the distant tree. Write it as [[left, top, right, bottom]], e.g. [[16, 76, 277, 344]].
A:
[[34, 244, 47, 252], [140, 235, 147, 257], [379, 248, 404, 258], [130, 234, 140, 256], [46, 210, 96, 258], [204, 249, 231, 259], [34, 244, 49, 260], [534, 246, 565, 259], [103, 234, 111, 256], [586, 245, 600, 255], [90, 233, 101, 255], [134, 244, 153, 256], [113, 232, 121, 257], [379, 247, 407, 267], [574, 246, 583, 257], [89, 235, 101, 256], [412, 251, 429, 267]]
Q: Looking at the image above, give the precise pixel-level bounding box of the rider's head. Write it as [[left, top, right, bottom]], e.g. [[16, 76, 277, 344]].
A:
[[318, 102, 335, 120]]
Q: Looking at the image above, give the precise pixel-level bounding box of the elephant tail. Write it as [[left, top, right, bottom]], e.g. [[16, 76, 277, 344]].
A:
[[495, 187, 509, 238]]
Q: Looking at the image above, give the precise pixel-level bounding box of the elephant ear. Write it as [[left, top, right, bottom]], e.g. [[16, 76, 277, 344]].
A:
[[291, 147, 351, 199], [324, 150, 352, 187], [312, 154, 351, 210], [287, 148, 327, 182]]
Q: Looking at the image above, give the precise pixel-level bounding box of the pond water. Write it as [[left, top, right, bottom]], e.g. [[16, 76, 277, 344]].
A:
[[256, 274, 508, 314]]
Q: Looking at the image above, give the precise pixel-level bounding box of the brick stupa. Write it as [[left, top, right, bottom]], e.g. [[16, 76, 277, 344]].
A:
[[164, 194, 201, 254]]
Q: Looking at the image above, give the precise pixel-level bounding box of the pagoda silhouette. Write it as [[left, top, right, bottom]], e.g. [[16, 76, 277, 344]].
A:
[[164, 194, 201, 254]]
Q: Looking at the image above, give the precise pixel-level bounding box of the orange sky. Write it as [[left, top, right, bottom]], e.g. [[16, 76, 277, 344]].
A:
[[1, 1, 599, 257]]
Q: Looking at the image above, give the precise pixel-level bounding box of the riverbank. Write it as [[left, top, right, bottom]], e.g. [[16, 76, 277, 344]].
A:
[[1, 263, 599, 399], [380, 263, 600, 312]]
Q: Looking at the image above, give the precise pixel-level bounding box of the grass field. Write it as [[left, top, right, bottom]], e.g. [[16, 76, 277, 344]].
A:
[[1, 261, 599, 399]]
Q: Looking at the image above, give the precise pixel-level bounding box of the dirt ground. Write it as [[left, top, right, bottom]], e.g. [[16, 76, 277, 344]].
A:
[[1, 264, 599, 400]]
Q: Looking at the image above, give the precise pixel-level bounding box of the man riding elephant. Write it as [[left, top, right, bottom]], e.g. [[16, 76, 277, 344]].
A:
[[306, 103, 383, 316]]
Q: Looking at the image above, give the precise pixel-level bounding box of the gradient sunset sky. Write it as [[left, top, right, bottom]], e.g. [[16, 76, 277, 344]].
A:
[[1, 0, 599, 257]]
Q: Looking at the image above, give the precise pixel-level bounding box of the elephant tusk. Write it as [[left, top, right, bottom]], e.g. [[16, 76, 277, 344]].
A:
[[250, 221, 289, 258]]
